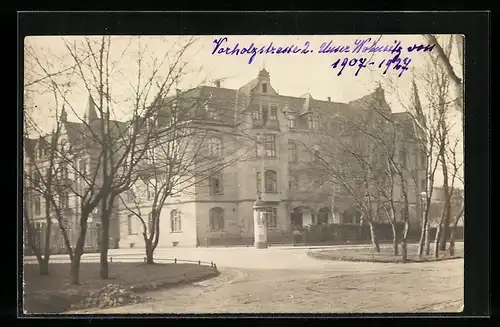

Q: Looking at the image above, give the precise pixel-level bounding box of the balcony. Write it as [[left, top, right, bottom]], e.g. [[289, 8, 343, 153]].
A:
[[260, 191, 281, 203], [264, 120, 280, 130], [252, 119, 263, 128], [252, 119, 279, 130]]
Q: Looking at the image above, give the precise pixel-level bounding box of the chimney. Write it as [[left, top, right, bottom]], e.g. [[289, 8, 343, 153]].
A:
[[214, 80, 221, 88], [327, 97, 331, 102]]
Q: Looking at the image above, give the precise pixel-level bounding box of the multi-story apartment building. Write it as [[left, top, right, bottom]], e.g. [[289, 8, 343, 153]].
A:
[[118, 68, 428, 248], [24, 99, 122, 248]]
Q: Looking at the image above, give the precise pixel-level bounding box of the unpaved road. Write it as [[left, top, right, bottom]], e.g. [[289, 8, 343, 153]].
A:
[[74, 258, 463, 314]]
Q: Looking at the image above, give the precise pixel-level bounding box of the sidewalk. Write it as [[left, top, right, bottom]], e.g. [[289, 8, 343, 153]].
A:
[[23, 243, 374, 262]]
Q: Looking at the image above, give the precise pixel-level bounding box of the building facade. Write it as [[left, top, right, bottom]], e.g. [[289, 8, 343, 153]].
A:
[[24, 99, 122, 250], [118, 69, 428, 248]]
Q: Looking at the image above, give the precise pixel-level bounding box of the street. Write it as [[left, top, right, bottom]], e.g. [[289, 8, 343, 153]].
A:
[[48, 244, 463, 314]]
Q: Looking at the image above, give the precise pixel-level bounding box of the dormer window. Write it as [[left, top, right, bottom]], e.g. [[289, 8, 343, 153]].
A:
[[37, 144, 43, 158], [208, 109, 219, 120], [262, 83, 268, 93]]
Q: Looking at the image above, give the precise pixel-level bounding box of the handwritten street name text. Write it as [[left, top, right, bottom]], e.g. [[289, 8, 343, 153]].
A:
[[211, 37, 435, 77]]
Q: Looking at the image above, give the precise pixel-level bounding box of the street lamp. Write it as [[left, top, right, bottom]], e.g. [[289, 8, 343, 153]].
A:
[[253, 133, 268, 249]]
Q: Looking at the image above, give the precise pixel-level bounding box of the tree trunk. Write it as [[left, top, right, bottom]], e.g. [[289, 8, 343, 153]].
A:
[[448, 204, 464, 256], [439, 220, 449, 251], [71, 213, 89, 285], [71, 255, 81, 285], [418, 218, 427, 258], [391, 223, 398, 256], [99, 210, 110, 279], [39, 257, 49, 275], [401, 220, 409, 262], [434, 223, 442, 259], [424, 221, 431, 255], [24, 205, 47, 273], [43, 212, 52, 259], [368, 221, 380, 253], [448, 229, 456, 256], [145, 241, 155, 264]]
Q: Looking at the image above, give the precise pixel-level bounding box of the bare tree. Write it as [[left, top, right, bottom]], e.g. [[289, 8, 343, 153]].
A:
[[119, 102, 248, 263], [423, 34, 463, 115], [374, 42, 457, 259], [25, 35, 204, 284], [304, 115, 383, 253], [23, 46, 77, 274]]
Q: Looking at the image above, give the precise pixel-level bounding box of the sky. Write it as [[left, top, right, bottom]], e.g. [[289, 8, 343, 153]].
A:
[[24, 35, 463, 188]]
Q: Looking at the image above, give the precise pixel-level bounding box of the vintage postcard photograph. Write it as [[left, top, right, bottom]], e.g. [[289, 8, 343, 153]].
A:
[[22, 34, 464, 314]]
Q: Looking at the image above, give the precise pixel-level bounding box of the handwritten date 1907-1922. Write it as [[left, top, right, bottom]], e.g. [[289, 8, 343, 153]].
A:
[[331, 55, 412, 77]]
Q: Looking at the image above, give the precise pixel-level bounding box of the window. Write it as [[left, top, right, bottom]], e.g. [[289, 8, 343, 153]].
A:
[[34, 171, 41, 187], [146, 182, 152, 200], [126, 189, 135, 202], [38, 143, 43, 158], [208, 109, 219, 120], [288, 118, 296, 129], [79, 158, 88, 179], [264, 134, 276, 157], [60, 164, 69, 181], [208, 137, 222, 157], [265, 170, 277, 192], [209, 173, 223, 195], [34, 197, 41, 216], [146, 117, 158, 130], [128, 214, 138, 235], [262, 104, 269, 124], [270, 105, 278, 120], [400, 150, 407, 169], [44, 197, 50, 212], [170, 210, 181, 232], [59, 192, 69, 209], [262, 83, 267, 93], [209, 207, 224, 231], [252, 110, 260, 120], [289, 174, 297, 191], [354, 212, 362, 225], [420, 179, 426, 191], [420, 153, 426, 169], [60, 140, 67, 154], [146, 147, 156, 165], [288, 141, 297, 163], [308, 116, 319, 130], [263, 207, 278, 229]]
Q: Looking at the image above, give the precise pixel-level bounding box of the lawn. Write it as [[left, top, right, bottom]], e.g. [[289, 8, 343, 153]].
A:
[[308, 244, 464, 263], [22, 262, 219, 314]]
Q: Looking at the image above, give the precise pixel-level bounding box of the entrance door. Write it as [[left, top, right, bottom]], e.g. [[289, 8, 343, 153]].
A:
[[291, 212, 303, 228]]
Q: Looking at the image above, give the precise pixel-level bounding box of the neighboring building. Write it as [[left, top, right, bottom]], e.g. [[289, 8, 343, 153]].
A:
[[24, 98, 124, 249], [429, 186, 464, 227], [118, 69, 427, 248]]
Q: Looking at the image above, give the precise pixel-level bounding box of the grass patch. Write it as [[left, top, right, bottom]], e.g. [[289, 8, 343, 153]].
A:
[[23, 262, 219, 314], [308, 244, 464, 263]]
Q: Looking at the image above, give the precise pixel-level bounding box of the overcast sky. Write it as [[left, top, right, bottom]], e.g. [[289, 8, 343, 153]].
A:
[[25, 35, 452, 122], [24, 34, 463, 188]]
